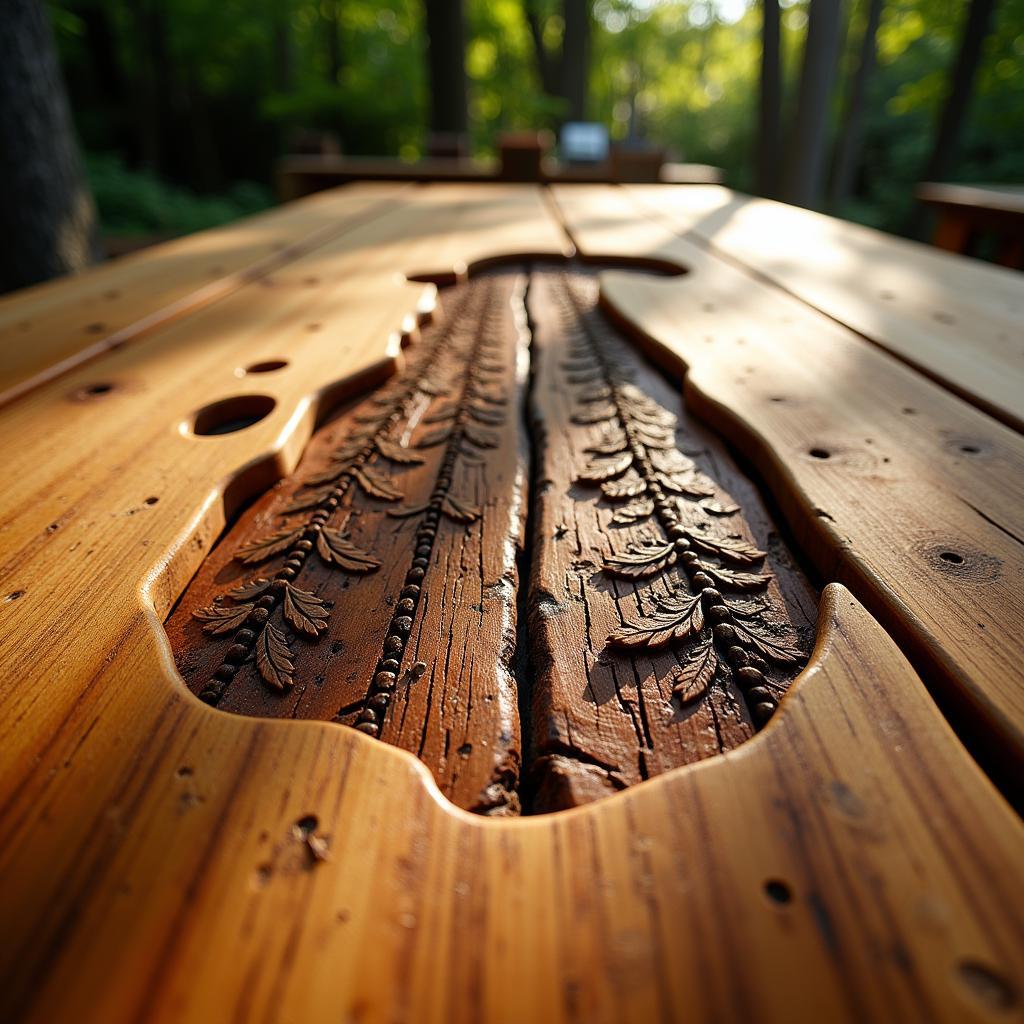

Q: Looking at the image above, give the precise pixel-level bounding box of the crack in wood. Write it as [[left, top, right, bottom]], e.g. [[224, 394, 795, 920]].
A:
[[167, 265, 816, 814]]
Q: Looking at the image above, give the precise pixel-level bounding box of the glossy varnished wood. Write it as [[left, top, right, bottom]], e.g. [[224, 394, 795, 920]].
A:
[[551, 183, 1024, 772], [0, 185, 1021, 1023], [623, 184, 1024, 431]]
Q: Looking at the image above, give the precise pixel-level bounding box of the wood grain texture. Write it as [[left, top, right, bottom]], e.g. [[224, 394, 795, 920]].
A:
[[551, 183, 1024, 773], [2, 585, 1023, 1024], [1, 184, 1022, 1024], [526, 269, 817, 810], [623, 184, 1024, 431], [166, 272, 528, 813], [0, 184, 408, 407]]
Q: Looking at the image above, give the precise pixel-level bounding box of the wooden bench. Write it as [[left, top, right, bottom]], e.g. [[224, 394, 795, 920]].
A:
[[0, 183, 1021, 1023]]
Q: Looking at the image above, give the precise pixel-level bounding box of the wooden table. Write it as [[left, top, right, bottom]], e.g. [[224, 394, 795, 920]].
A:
[[1, 183, 1022, 1023], [917, 181, 1024, 268], [275, 154, 723, 200]]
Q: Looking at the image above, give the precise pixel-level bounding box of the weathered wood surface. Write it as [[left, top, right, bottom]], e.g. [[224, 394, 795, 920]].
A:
[[623, 184, 1024, 431], [526, 270, 817, 810], [167, 273, 528, 813], [552, 183, 1024, 774], [0, 184, 1023, 1023], [0, 184, 407, 407]]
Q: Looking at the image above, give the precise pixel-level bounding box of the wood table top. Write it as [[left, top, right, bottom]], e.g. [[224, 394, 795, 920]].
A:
[[0, 183, 1021, 1024]]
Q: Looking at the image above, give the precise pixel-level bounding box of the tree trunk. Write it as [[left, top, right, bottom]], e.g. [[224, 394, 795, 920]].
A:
[[561, 0, 590, 122], [322, 0, 342, 85], [829, 0, 884, 210], [524, 1, 560, 98], [756, 0, 782, 197], [273, 0, 294, 93], [0, 0, 100, 294], [783, 0, 844, 209], [920, 0, 997, 184], [423, 0, 468, 136]]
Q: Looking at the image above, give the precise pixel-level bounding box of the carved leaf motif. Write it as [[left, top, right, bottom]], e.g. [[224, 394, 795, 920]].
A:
[[423, 402, 459, 423], [611, 498, 654, 525], [282, 584, 330, 637], [690, 533, 767, 565], [609, 593, 704, 648], [732, 621, 803, 665], [468, 403, 505, 425], [280, 486, 336, 514], [305, 464, 349, 486], [649, 448, 694, 474], [578, 383, 612, 402], [657, 472, 717, 499], [571, 403, 618, 425], [416, 424, 453, 448], [476, 389, 507, 406], [601, 475, 648, 500], [604, 538, 677, 579], [705, 565, 774, 591], [464, 423, 499, 449], [235, 527, 303, 565], [578, 450, 633, 483], [671, 641, 718, 703], [316, 528, 381, 572], [376, 438, 424, 465], [256, 623, 294, 691], [442, 493, 481, 523], [586, 432, 628, 455], [193, 601, 255, 635], [701, 499, 740, 516], [228, 578, 274, 601], [353, 465, 403, 502]]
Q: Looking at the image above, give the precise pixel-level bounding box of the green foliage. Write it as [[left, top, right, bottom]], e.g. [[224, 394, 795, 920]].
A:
[[50, 0, 1024, 237], [85, 153, 272, 236]]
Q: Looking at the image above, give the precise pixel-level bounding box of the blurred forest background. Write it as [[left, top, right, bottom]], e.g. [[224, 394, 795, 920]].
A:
[[15, 0, 1024, 244]]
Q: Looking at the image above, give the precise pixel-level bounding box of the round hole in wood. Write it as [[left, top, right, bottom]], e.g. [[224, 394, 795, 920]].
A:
[[956, 959, 1017, 1012], [190, 395, 275, 437], [809, 447, 831, 460], [940, 551, 964, 565], [242, 359, 289, 375], [763, 879, 792, 904]]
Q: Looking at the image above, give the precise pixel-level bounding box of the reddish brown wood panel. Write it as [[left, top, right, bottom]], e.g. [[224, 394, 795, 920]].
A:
[[167, 272, 527, 813], [525, 270, 817, 809]]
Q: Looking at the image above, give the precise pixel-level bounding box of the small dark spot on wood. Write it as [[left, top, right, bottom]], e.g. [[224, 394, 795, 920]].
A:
[[809, 448, 830, 460], [176, 765, 193, 778], [902, 407, 916, 415], [82, 383, 114, 397], [764, 879, 792, 904], [144, 496, 159, 506], [254, 863, 273, 887], [84, 322, 106, 334], [307, 323, 322, 332], [46, 523, 59, 533], [244, 359, 289, 375], [956, 959, 1018, 1012], [458, 743, 473, 757], [960, 444, 980, 454], [769, 396, 785, 403], [940, 551, 964, 565], [5, 590, 26, 602], [104, 289, 121, 300], [933, 311, 956, 325]]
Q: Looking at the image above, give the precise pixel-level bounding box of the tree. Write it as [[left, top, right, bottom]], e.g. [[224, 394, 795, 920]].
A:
[[423, 0, 468, 137], [829, 0, 885, 210], [0, 0, 99, 294], [783, 0, 844, 209], [756, 0, 782, 198], [524, 0, 591, 124], [919, 0, 998, 185]]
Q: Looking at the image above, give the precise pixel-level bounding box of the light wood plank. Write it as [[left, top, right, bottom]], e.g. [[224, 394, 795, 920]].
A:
[[623, 184, 1024, 431], [0, 184, 407, 406], [552, 183, 1024, 771]]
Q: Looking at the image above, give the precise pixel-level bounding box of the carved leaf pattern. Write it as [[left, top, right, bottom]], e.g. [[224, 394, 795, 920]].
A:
[[281, 584, 331, 637], [316, 528, 381, 572], [670, 642, 718, 703], [235, 527, 304, 565], [193, 601, 255, 635], [256, 623, 294, 691]]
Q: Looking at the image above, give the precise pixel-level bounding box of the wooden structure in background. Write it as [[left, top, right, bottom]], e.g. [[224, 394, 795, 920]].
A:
[[916, 181, 1024, 269], [0, 184, 1022, 1023]]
